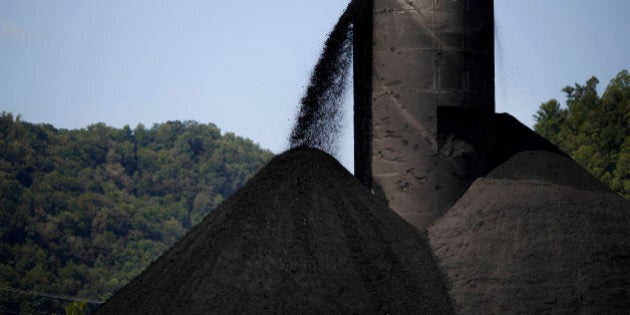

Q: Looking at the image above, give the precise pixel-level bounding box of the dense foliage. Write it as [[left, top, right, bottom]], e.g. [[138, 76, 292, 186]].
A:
[[534, 70, 630, 198], [0, 113, 273, 314]]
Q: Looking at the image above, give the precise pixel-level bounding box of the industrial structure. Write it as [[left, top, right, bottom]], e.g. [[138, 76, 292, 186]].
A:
[[98, 1, 630, 313], [354, 0, 495, 230]]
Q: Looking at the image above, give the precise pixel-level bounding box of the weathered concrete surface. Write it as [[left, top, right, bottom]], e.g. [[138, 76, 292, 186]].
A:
[[354, 0, 494, 230]]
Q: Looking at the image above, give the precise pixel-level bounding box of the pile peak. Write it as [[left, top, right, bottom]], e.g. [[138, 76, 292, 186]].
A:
[[97, 147, 454, 314]]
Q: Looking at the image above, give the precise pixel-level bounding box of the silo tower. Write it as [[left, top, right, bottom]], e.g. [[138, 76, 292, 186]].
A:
[[354, 0, 495, 230]]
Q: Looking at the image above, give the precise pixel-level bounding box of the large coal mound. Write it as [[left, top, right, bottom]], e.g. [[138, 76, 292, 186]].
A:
[[429, 150, 630, 314], [97, 147, 454, 314]]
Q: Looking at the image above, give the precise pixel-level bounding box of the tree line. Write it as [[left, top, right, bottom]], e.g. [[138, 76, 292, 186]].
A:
[[0, 113, 273, 314], [534, 70, 630, 198]]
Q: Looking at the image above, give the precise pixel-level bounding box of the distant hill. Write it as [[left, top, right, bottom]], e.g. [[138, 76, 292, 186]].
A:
[[0, 112, 273, 314]]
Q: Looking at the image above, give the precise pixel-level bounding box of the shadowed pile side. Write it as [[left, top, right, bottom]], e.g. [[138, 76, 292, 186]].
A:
[[97, 147, 454, 314], [429, 150, 630, 314]]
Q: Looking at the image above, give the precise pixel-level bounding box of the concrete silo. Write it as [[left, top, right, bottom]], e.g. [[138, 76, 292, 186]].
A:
[[354, 0, 495, 230]]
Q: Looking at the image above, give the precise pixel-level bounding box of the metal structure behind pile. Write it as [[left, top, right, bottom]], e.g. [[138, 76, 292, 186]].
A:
[[354, 0, 495, 230]]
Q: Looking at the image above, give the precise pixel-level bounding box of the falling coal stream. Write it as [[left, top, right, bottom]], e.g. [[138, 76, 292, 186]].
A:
[[289, 0, 359, 155]]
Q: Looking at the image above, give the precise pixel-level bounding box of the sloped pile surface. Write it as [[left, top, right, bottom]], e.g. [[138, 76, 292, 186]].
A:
[[486, 113, 566, 170], [98, 147, 453, 314], [487, 150, 610, 193], [429, 151, 630, 314]]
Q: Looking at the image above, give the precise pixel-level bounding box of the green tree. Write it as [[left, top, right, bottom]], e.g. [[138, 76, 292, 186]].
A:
[[533, 70, 630, 198], [0, 115, 273, 313], [65, 301, 87, 315], [533, 99, 567, 145]]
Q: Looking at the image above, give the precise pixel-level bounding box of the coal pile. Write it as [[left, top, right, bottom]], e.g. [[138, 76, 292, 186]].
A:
[[429, 150, 630, 314], [486, 113, 567, 169], [487, 150, 611, 193], [97, 147, 454, 314]]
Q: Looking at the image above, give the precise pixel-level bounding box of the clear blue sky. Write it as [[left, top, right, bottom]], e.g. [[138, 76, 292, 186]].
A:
[[2, 1, 629, 171]]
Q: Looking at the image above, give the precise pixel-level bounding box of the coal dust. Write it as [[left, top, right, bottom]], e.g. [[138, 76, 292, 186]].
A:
[[289, 1, 358, 156]]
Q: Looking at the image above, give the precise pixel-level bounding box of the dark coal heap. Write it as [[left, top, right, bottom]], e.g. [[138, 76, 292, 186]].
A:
[[430, 150, 630, 313], [289, 1, 358, 155], [96, 148, 454, 314]]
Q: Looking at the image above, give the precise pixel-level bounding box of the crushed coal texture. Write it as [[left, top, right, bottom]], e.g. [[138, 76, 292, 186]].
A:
[[97, 147, 454, 314], [487, 150, 611, 193], [430, 151, 630, 314], [289, 1, 359, 155], [430, 118, 629, 313]]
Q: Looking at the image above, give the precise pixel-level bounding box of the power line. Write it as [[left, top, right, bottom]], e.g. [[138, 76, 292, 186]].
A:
[[0, 286, 104, 304]]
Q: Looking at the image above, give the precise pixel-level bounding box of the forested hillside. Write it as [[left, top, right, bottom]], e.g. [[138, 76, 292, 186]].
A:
[[0, 113, 273, 314], [534, 70, 630, 198]]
